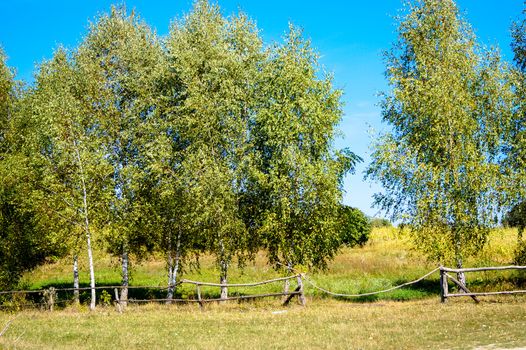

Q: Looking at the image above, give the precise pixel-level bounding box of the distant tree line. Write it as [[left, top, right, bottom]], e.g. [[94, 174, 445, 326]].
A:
[[0, 1, 368, 308]]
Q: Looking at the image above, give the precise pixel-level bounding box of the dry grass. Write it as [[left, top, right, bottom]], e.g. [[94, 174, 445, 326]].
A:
[[1, 297, 526, 349]]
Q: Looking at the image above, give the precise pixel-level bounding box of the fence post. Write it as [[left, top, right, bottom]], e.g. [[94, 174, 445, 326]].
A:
[[440, 267, 448, 303], [297, 274, 306, 307], [44, 287, 56, 311], [196, 284, 204, 309], [114, 288, 122, 313]]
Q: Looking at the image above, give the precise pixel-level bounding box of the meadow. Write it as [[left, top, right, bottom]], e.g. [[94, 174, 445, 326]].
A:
[[1, 227, 525, 349]]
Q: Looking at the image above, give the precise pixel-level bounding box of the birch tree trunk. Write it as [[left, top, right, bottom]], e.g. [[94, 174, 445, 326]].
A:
[[73, 254, 79, 305], [75, 144, 96, 311], [166, 249, 173, 302], [120, 248, 129, 307], [219, 240, 228, 301], [85, 228, 96, 310], [220, 263, 228, 301], [166, 233, 181, 302]]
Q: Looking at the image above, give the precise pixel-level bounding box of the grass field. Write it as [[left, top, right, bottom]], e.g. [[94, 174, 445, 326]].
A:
[[1, 227, 525, 349], [1, 299, 526, 349]]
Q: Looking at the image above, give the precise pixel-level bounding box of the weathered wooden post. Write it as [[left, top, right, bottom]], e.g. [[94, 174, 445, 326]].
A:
[[297, 274, 306, 307], [114, 288, 122, 313], [45, 287, 56, 311], [440, 266, 448, 303], [196, 284, 204, 309]]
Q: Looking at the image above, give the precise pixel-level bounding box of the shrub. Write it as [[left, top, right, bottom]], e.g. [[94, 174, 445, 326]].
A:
[[502, 203, 526, 264], [338, 206, 371, 247], [370, 217, 392, 228]]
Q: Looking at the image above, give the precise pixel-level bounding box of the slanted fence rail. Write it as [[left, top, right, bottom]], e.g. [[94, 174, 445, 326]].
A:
[[439, 265, 526, 303]]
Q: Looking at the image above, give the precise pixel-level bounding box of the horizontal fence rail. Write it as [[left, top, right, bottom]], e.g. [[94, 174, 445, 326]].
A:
[[180, 275, 297, 287], [440, 265, 526, 273], [0, 284, 181, 296], [303, 267, 440, 298]]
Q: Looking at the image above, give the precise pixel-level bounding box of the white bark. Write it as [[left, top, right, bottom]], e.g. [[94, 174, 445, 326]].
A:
[[166, 232, 181, 302], [120, 248, 129, 307], [74, 144, 96, 311], [220, 266, 228, 301], [219, 240, 228, 301], [73, 254, 79, 305], [85, 229, 96, 311]]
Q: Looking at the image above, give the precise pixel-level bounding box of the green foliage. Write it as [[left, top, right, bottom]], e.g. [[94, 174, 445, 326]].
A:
[[367, 0, 512, 266], [502, 204, 526, 264], [29, 47, 110, 242], [77, 5, 164, 259], [0, 1, 361, 291], [505, 12, 526, 205], [512, 9, 526, 74], [0, 183, 66, 289], [503, 202, 526, 232], [0, 50, 67, 289], [99, 290, 112, 306], [165, 0, 264, 279], [506, 5, 526, 266], [337, 206, 371, 247], [514, 240, 526, 265], [0, 49, 13, 148], [254, 25, 360, 271]]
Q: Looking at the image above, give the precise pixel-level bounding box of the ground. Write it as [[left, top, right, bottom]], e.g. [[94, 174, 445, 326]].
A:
[[1, 227, 525, 349]]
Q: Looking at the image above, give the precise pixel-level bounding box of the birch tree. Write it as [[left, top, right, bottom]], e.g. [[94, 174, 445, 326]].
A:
[[77, 6, 163, 304], [367, 0, 512, 284], [0, 49, 68, 290], [506, 8, 526, 263], [253, 26, 359, 288], [166, 0, 262, 299], [28, 48, 109, 309]]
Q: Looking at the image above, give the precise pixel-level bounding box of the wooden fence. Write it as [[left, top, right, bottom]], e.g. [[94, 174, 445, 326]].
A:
[[0, 274, 306, 311], [2, 266, 526, 310], [439, 265, 526, 303]]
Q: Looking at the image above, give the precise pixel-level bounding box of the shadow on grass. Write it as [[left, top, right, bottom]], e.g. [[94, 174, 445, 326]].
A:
[[2, 281, 282, 310]]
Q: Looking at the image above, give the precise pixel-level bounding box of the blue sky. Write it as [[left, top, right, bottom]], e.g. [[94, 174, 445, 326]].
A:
[[0, 0, 523, 217]]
